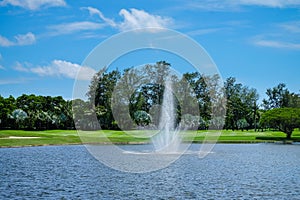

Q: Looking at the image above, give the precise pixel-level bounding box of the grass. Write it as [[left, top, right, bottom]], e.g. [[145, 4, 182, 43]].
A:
[[0, 130, 80, 147], [0, 129, 299, 147], [185, 129, 300, 143]]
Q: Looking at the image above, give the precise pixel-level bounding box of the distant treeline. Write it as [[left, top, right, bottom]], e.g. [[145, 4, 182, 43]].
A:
[[0, 95, 74, 130], [1, 61, 299, 131]]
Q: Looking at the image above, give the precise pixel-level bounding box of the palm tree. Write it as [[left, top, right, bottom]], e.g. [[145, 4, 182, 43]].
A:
[[10, 109, 28, 129]]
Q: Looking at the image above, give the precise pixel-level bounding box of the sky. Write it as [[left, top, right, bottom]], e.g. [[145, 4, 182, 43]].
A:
[[0, 0, 300, 103]]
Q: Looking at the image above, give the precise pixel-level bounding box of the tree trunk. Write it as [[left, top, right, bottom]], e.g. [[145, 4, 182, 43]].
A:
[[286, 132, 292, 140]]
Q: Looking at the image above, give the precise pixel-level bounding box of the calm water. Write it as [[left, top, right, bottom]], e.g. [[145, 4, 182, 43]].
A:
[[0, 144, 300, 199]]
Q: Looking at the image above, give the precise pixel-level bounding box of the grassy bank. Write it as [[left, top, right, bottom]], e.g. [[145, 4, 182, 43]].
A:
[[0, 129, 299, 148], [0, 130, 81, 147]]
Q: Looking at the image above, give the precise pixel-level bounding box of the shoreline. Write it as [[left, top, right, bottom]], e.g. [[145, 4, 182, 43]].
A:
[[1, 129, 299, 148], [0, 140, 290, 148]]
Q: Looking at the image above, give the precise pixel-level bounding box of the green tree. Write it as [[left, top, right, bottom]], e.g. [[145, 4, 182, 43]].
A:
[[237, 118, 249, 131], [176, 73, 199, 117], [72, 98, 98, 130], [210, 116, 225, 130], [180, 114, 200, 130], [134, 110, 152, 127], [286, 92, 300, 108], [262, 83, 289, 110], [0, 95, 16, 129], [224, 77, 244, 130], [109, 62, 171, 130], [113, 67, 148, 129], [260, 107, 300, 139], [224, 77, 258, 131], [10, 109, 28, 129], [182, 72, 211, 121], [87, 69, 121, 129], [240, 87, 259, 130]]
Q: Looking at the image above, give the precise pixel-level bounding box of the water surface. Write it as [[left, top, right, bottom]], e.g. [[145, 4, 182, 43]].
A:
[[1, 144, 299, 199]]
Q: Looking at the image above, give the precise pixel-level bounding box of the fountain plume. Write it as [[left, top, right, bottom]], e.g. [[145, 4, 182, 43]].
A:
[[151, 79, 181, 153]]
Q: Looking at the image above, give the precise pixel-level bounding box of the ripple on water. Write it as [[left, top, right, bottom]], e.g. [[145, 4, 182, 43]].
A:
[[0, 144, 299, 199]]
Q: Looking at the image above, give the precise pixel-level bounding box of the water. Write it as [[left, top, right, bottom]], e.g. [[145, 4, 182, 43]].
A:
[[151, 80, 181, 153], [1, 144, 300, 199]]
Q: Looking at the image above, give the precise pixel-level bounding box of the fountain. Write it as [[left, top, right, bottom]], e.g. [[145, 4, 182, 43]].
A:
[[151, 79, 182, 153]]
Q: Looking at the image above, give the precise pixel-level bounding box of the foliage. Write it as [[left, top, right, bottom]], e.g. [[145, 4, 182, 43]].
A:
[[10, 109, 28, 129], [133, 110, 152, 127], [1, 61, 300, 132], [224, 77, 259, 131], [237, 118, 249, 131], [180, 114, 200, 129], [10, 109, 28, 121], [262, 83, 300, 109], [0, 94, 74, 130], [90, 69, 121, 130], [260, 107, 300, 139], [210, 116, 225, 130], [198, 117, 209, 130]]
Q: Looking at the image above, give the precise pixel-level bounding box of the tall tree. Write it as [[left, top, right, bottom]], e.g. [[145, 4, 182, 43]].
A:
[[87, 69, 121, 129], [262, 83, 290, 110], [182, 72, 211, 123], [287, 93, 300, 108], [224, 77, 243, 130], [0, 95, 16, 129], [224, 77, 259, 131]]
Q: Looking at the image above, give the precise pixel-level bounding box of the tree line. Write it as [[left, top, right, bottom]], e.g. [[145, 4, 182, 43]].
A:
[[0, 94, 74, 130], [1, 61, 300, 137]]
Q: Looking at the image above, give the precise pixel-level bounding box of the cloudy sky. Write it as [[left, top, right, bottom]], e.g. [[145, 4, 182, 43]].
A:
[[0, 0, 299, 102]]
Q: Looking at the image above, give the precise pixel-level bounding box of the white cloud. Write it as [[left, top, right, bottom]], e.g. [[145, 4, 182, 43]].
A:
[[0, 32, 36, 47], [279, 21, 300, 33], [83, 7, 117, 27], [15, 32, 36, 45], [251, 20, 300, 50], [0, 53, 4, 69], [13, 62, 29, 72], [185, 0, 300, 11], [118, 8, 173, 31], [0, 78, 26, 85], [85, 7, 173, 31], [187, 28, 223, 36], [48, 21, 104, 35], [0, 0, 66, 10], [237, 0, 300, 8], [14, 60, 96, 80], [0, 35, 14, 47], [46, 7, 173, 37], [186, 1, 235, 11], [254, 39, 300, 49]]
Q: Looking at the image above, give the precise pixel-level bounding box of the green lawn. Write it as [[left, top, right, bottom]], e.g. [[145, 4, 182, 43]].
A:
[[182, 129, 300, 143], [0, 129, 299, 147], [0, 130, 80, 147]]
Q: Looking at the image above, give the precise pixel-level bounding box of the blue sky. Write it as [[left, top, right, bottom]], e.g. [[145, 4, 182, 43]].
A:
[[0, 0, 300, 103]]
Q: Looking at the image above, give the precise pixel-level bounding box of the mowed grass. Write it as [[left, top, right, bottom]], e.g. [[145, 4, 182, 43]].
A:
[[192, 129, 300, 143], [0, 130, 81, 147], [0, 129, 299, 147]]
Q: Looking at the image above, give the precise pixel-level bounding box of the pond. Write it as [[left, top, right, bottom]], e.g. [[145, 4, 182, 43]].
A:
[[0, 144, 299, 199]]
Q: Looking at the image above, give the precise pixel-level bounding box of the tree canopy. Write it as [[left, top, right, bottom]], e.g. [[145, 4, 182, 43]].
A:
[[1, 61, 299, 133], [260, 107, 300, 139], [0, 94, 74, 130], [262, 83, 300, 110]]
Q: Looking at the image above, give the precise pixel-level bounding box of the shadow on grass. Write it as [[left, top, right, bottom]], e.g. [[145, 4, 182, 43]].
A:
[[256, 136, 300, 142]]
